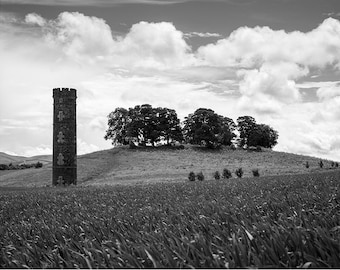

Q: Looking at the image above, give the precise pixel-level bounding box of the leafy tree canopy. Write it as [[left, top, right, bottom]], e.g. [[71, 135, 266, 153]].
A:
[[105, 106, 278, 150], [183, 108, 236, 149], [104, 107, 130, 146], [105, 104, 183, 146], [248, 124, 278, 148], [237, 116, 257, 148], [237, 116, 278, 148]]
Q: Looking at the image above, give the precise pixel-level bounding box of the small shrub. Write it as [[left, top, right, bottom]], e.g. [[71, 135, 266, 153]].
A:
[[305, 161, 310, 168], [235, 168, 243, 178], [222, 168, 232, 179], [336, 162, 339, 167], [252, 169, 260, 177], [129, 141, 137, 149], [188, 171, 196, 181], [230, 144, 236, 150], [35, 162, 43, 168], [0, 164, 9, 170], [213, 171, 220, 180], [197, 172, 204, 181], [247, 146, 257, 152], [256, 146, 262, 152], [319, 160, 324, 168], [331, 161, 335, 167]]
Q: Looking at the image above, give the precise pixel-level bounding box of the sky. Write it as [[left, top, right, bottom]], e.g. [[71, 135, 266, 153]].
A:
[[0, 0, 340, 161]]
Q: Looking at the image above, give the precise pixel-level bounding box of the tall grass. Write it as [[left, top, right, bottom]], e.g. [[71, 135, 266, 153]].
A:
[[1, 170, 339, 268]]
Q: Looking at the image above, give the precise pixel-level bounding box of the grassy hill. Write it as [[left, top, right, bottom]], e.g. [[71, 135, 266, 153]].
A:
[[0, 152, 27, 164], [0, 152, 52, 165], [0, 145, 337, 187]]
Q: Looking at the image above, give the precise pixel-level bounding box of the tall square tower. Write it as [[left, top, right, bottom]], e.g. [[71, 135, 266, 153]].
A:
[[53, 88, 77, 185]]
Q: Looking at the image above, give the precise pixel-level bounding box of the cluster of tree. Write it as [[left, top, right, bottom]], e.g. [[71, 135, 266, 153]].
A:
[[105, 105, 278, 149], [104, 104, 183, 146], [183, 108, 236, 149], [0, 162, 43, 170], [237, 116, 279, 149]]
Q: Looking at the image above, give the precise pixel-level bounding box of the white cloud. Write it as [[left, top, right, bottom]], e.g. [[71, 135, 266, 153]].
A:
[[184, 31, 222, 38], [271, 102, 340, 161], [25, 13, 46, 26], [5, 145, 52, 157], [44, 12, 115, 63], [296, 81, 340, 89], [79, 72, 239, 121], [196, 17, 340, 161], [314, 96, 340, 122], [24, 146, 52, 157], [112, 21, 195, 69], [316, 83, 340, 100], [197, 18, 340, 69], [77, 138, 100, 155], [88, 116, 107, 131], [1, 10, 340, 162], [236, 62, 307, 114], [21, 13, 194, 69]]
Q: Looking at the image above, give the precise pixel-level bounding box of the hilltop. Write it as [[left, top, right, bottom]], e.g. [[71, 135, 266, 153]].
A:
[[0, 145, 336, 188], [0, 152, 52, 165]]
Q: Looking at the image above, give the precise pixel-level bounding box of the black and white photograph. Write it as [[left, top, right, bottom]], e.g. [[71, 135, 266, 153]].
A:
[[0, 0, 339, 268]]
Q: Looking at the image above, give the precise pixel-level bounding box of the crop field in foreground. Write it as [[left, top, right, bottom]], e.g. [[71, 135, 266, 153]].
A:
[[1, 170, 339, 268]]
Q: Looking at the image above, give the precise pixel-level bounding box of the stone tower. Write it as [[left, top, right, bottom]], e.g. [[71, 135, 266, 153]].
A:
[[53, 88, 77, 186]]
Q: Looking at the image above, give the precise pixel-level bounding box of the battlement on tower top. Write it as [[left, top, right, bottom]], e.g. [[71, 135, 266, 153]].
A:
[[53, 88, 77, 98]]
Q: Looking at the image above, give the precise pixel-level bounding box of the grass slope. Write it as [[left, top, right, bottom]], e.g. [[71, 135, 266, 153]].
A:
[[0, 152, 27, 164], [1, 170, 339, 268], [0, 152, 52, 165], [0, 145, 336, 187]]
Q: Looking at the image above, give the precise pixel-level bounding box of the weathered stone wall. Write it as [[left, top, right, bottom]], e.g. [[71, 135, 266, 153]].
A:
[[53, 88, 77, 185]]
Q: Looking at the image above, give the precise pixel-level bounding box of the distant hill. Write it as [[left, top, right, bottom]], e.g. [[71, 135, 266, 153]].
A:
[[0, 145, 338, 188], [0, 152, 52, 165], [0, 152, 27, 164]]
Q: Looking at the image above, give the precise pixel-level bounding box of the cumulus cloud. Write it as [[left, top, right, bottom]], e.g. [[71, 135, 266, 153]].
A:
[[195, 16, 340, 161], [43, 12, 115, 63], [314, 96, 340, 123], [316, 83, 340, 100], [198, 18, 340, 69], [236, 62, 308, 114], [272, 102, 340, 161], [238, 62, 305, 100], [25, 13, 46, 26], [112, 21, 194, 68], [21, 12, 194, 69], [197, 17, 340, 117], [1, 10, 340, 161]]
